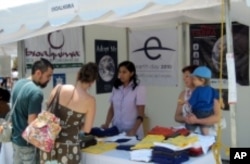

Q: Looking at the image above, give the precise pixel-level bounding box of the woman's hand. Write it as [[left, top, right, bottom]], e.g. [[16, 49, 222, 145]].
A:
[[126, 129, 136, 136], [101, 124, 109, 129], [185, 113, 199, 124]]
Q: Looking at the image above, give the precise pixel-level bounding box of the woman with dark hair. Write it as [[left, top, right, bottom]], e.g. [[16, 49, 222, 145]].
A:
[[102, 61, 146, 139], [40, 62, 98, 164]]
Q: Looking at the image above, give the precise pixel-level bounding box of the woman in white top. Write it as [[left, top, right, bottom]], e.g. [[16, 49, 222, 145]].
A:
[[102, 61, 146, 139], [174, 65, 220, 136]]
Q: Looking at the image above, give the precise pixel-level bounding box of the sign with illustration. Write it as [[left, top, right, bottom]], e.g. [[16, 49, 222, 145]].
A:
[[190, 22, 249, 86], [53, 73, 66, 87], [95, 40, 117, 94]]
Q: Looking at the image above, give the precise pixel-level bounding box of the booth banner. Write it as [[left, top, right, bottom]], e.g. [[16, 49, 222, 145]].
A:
[[190, 22, 249, 86], [24, 27, 84, 69], [95, 40, 117, 94], [129, 28, 178, 86]]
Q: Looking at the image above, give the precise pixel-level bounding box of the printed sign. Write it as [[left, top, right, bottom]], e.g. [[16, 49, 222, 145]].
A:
[[24, 27, 84, 69], [53, 73, 66, 87], [95, 40, 117, 94], [190, 22, 249, 86], [129, 28, 178, 86], [48, 0, 78, 18]]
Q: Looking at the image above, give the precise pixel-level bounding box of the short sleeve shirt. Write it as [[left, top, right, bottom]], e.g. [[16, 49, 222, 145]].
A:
[[11, 79, 43, 146], [109, 82, 146, 135], [188, 86, 219, 112]]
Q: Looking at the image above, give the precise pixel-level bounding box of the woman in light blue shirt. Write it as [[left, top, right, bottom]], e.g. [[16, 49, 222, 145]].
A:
[[102, 61, 146, 139]]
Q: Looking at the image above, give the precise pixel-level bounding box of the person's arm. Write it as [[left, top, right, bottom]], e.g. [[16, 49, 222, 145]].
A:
[[102, 104, 114, 129], [28, 114, 38, 124], [127, 105, 145, 136], [82, 98, 96, 133], [27, 92, 43, 124], [127, 86, 146, 136], [187, 99, 220, 126], [174, 91, 186, 123]]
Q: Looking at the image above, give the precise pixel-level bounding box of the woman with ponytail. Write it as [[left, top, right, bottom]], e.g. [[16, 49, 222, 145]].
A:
[[102, 61, 146, 139]]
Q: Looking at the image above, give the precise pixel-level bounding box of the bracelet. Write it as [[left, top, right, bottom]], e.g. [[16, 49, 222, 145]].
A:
[[136, 116, 144, 122]]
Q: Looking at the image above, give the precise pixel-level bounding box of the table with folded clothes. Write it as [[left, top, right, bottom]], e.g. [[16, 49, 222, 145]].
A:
[[81, 126, 221, 164]]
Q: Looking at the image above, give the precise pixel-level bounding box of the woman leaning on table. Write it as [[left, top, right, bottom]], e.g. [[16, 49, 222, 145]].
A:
[[102, 61, 146, 139], [174, 65, 220, 136]]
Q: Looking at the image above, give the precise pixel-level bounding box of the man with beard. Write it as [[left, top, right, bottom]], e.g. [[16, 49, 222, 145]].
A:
[[11, 58, 53, 164]]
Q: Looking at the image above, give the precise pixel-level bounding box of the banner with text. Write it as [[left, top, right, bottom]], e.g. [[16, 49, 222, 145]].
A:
[[129, 28, 178, 86], [24, 27, 84, 69]]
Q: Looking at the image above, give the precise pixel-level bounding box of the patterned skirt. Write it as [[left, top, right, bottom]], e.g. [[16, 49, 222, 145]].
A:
[[40, 142, 81, 164]]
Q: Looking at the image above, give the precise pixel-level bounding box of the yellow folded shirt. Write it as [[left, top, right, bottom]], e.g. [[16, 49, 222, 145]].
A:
[[164, 135, 198, 147], [131, 135, 165, 150], [82, 142, 117, 154]]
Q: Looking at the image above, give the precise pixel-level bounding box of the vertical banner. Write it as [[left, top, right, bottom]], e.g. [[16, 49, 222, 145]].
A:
[[129, 28, 178, 86], [24, 27, 84, 69], [190, 22, 249, 87], [95, 40, 117, 94]]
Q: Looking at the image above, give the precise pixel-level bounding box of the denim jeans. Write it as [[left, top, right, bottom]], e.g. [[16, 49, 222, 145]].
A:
[[13, 143, 39, 164]]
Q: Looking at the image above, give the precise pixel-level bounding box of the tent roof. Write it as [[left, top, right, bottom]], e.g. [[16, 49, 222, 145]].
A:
[[0, 0, 249, 45]]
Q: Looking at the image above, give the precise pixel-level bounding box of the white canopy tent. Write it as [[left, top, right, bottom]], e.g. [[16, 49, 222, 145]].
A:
[[0, 0, 250, 45]]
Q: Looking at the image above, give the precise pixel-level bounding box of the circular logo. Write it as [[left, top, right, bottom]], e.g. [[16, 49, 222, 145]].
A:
[[133, 36, 175, 60], [47, 30, 65, 49]]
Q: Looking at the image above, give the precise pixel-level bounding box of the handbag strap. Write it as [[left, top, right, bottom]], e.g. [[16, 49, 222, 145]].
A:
[[7, 81, 33, 121], [47, 85, 62, 113]]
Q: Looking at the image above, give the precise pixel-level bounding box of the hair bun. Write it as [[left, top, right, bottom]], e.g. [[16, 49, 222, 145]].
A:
[[77, 62, 98, 83]]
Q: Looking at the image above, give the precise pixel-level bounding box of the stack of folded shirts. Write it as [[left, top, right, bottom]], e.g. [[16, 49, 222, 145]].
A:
[[129, 135, 164, 162], [151, 146, 189, 164], [82, 142, 117, 154], [148, 126, 176, 138], [148, 126, 190, 138], [188, 134, 216, 156], [90, 126, 119, 137], [103, 132, 137, 143], [131, 135, 165, 150], [130, 149, 153, 162], [164, 135, 198, 148]]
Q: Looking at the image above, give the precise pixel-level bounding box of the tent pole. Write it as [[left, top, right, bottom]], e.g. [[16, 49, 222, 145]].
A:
[[224, 0, 237, 147]]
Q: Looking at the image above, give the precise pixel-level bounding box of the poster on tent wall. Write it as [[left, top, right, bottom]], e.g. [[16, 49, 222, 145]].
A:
[[53, 73, 66, 87], [129, 28, 178, 86], [95, 40, 117, 94], [190, 22, 249, 88], [24, 27, 84, 69]]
